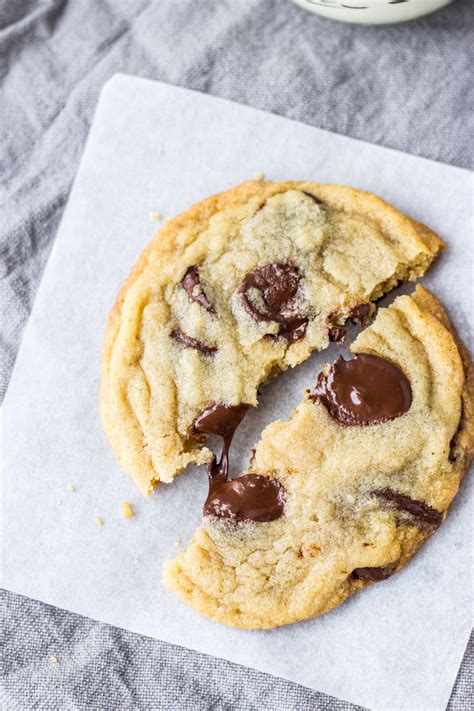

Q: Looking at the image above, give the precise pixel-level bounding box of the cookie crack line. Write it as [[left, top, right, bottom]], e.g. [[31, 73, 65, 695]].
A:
[[187, 305, 415, 524], [191, 343, 418, 527]]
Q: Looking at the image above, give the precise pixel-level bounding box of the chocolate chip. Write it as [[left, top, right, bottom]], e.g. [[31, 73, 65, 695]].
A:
[[171, 329, 217, 356], [267, 317, 308, 343], [349, 303, 371, 326], [180, 265, 215, 314], [326, 303, 371, 343], [312, 353, 412, 426], [204, 473, 285, 523], [328, 326, 347, 343], [374, 488, 442, 528], [351, 563, 397, 582], [239, 262, 307, 343], [239, 262, 301, 323]]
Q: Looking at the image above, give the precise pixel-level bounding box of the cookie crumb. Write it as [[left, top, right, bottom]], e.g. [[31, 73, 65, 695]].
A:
[[254, 172, 264, 181], [174, 538, 181, 546], [50, 655, 58, 664], [95, 517, 103, 527], [121, 500, 134, 519], [149, 211, 162, 222], [66, 483, 75, 493]]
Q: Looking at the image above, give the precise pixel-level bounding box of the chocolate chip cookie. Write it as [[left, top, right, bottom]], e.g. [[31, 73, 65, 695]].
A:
[[163, 287, 473, 628], [100, 181, 443, 495]]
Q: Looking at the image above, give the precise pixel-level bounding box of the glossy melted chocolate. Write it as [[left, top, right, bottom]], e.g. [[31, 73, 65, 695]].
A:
[[203, 473, 285, 523], [194, 403, 285, 523], [313, 353, 412, 426], [194, 403, 249, 479], [239, 262, 308, 343]]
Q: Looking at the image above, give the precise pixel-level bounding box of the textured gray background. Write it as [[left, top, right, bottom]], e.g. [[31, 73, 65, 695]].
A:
[[1, 1, 472, 709]]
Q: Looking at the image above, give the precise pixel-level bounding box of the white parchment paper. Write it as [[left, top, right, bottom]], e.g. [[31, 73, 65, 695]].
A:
[[2, 74, 473, 711]]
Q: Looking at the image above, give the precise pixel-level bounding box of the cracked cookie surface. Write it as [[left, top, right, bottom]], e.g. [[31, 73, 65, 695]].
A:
[[163, 287, 474, 628], [100, 181, 443, 494]]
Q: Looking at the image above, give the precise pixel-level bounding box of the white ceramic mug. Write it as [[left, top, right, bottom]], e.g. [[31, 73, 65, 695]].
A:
[[291, 0, 453, 25]]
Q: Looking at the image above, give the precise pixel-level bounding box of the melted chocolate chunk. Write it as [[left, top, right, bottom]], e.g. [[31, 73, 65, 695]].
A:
[[239, 262, 301, 323], [171, 329, 217, 356], [181, 265, 215, 314], [374, 488, 442, 528], [194, 403, 250, 439], [239, 262, 308, 343], [194, 403, 250, 480], [313, 353, 412, 426], [194, 403, 286, 523], [204, 473, 285, 523], [351, 563, 397, 582], [328, 326, 347, 343], [349, 303, 371, 327]]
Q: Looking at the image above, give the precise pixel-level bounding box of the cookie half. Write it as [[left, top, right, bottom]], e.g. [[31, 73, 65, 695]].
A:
[[163, 287, 473, 629], [100, 181, 443, 494]]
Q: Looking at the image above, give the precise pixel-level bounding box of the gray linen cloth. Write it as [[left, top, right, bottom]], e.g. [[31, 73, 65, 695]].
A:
[[1, 1, 472, 709]]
